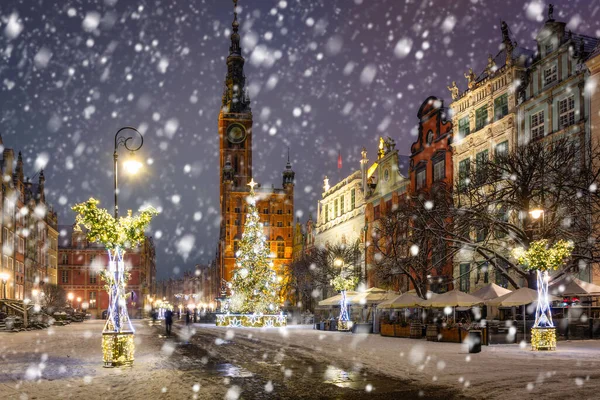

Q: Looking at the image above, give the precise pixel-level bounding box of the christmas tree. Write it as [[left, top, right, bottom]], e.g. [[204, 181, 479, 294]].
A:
[[229, 179, 281, 315]]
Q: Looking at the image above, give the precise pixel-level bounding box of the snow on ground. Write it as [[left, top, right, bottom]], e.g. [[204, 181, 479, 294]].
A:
[[0, 320, 233, 400], [197, 323, 600, 399]]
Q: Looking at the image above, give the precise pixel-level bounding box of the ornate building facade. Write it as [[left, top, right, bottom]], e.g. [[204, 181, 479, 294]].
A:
[[409, 96, 454, 292], [0, 137, 58, 301], [215, 2, 295, 304], [364, 138, 410, 288], [449, 20, 532, 293]]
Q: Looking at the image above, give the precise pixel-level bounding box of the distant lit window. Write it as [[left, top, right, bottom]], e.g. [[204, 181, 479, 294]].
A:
[[544, 64, 557, 86], [558, 96, 575, 129], [531, 111, 545, 140]]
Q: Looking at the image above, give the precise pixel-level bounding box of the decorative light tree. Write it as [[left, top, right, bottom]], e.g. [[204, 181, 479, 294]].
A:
[[72, 198, 157, 366], [216, 179, 285, 328], [330, 269, 358, 332], [512, 239, 573, 351]]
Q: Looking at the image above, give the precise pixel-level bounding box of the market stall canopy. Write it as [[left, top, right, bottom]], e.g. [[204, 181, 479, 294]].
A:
[[471, 283, 512, 300], [420, 290, 483, 307], [549, 276, 600, 296], [318, 291, 361, 307], [377, 292, 427, 309], [486, 287, 560, 307], [352, 288, 398, 305]]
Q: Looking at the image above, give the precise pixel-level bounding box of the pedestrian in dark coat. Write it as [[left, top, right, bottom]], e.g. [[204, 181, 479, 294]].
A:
[[165, 309, 173, 336]]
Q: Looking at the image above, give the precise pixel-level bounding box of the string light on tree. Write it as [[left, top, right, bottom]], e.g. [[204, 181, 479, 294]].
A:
[[217, 178, 286, 328], [512, 239, 573, 351]]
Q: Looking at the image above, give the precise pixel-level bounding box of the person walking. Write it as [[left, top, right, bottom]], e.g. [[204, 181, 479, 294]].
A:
[[165, 309, 173, 336], [185, 309, 191, 329]]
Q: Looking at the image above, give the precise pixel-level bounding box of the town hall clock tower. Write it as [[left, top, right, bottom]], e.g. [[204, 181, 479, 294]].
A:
[[214, 0, 296, 307]]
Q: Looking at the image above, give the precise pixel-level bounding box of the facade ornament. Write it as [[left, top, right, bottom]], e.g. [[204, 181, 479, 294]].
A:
[[447, 81, 460, 100], [384, 137, 396, 153], [464, 68, 476, 89], [547, 4, 554, 22], [378, 137, 385, 159], [486, 54, 496, 74], [323, 176, 330, 192]]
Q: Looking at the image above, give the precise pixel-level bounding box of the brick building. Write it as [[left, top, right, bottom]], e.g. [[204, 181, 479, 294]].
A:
[[0, 137, 58, 301], [57, 225, 155, 318], [409, 96, 454, 292]]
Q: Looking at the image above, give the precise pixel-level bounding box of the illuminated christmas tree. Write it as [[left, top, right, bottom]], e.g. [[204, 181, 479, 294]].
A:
[[229, 179, 281, 315]]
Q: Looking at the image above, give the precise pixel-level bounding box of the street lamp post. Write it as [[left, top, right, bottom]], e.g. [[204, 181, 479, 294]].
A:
[[114, 127, 144, 219], [0, 272, 9, 299]]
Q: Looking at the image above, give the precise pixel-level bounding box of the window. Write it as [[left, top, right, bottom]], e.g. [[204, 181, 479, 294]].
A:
[[476, 224, 488, 242], [8, 258, 13, 271], [277, 241, 285, 258], [475, 150, 489, 185], [433, 158, 445, 182], [531, 111, 545, 140], [477, 262, 489, 284], [460, 263, 470, 293], [277, 209, 283, 215], [340, 195, 344, 214], [494, 206, 509, 239], [458, 158, 470, 191], [545, 43, 554, 54], [495, 261, 509, 288], [495, 141, 508, 158], [90, 271, 97, 284], [494, 94, 508, 121], [544, 64, 557, 86], [475, 106, 488, 131], [264, 221, 270, 227], [458, 116, 470, 138], [334, 199, 338, 217], [61, 270, 69, 284], [90, 254, 96, 264], [558, 96, 575, 129], [277, 221, 283, 227], [2, 227, 7, 244], [18, 237, 24, 254], [89, 291, 97, 308], [263, 208, 269, 214], [351, 189, 356, 210], [234, 207, 241, 213], [324, 205, 328, 222], [416, 168, 426, 190], [234, 219, 240, 226]]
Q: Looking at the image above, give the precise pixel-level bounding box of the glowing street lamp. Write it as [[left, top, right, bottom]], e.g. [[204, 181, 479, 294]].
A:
[[113, 126, 144, 219], [529, 208, 544, 220], [0, 272, 9, 299], [123, 156, 143, 175]]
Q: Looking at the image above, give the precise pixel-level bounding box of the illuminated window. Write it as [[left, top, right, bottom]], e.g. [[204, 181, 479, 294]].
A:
[[544, 64, 557, 86], [531, 111, 545, 139], [558, 96, 575, 129]]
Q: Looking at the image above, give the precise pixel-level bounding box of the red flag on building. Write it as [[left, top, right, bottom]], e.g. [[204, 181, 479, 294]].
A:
[[337, 150, 342, 170]]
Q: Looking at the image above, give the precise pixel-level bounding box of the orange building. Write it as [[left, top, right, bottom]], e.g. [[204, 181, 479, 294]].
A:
[[409, 96, 454, 292], [57, 225, 155, 318], [214, 2, 295, 303]]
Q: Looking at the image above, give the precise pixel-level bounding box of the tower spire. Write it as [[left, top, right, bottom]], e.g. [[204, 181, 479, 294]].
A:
[[230, 0, 241, 55], [222, 0, 250, 113]]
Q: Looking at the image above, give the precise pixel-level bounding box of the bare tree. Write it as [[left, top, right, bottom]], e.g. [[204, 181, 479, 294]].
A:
[[42, 284, 67, 313], [371, 184, 457, 298], [446, 136, 600, 288]]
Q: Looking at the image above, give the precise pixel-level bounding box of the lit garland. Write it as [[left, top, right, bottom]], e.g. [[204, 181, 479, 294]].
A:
[[531, 327, 557, 351], [73, 198, 158, 366], [216, 314, 287, 328], [512, 239, 573, 351], [102, 332, 135, 367], [330, 274, 358, 331]]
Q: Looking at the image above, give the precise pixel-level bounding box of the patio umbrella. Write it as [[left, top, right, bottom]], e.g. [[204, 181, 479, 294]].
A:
[[378, 293, 428, 309], [318, 291, 360, 306], [549, 276, 600, 296], [420, 290, 483, 308], [471, 283, 512, 300], [353, 288, 398, 305]]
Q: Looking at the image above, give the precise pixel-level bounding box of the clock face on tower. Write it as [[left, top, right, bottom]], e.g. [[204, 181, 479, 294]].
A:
[[227, 123, 247, 144]]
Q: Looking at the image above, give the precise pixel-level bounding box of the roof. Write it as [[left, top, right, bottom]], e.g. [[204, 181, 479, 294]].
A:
[[475, 46, 534, 82]]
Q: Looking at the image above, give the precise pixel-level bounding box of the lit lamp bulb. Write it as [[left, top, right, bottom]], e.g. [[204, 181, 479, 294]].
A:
[[123, 155, 143, 175], [67, 292, 74, 301], [529, 209, 544, 220]]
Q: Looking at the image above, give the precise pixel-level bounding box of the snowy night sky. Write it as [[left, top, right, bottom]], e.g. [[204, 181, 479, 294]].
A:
[[1, 0, 599, 278]]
